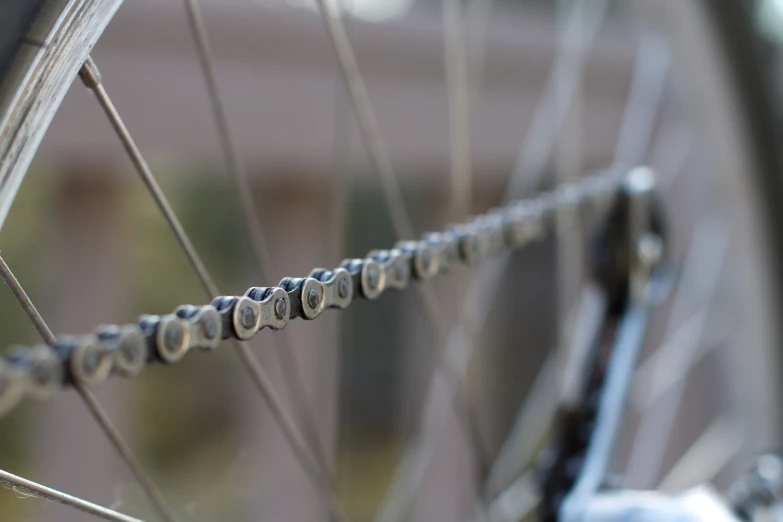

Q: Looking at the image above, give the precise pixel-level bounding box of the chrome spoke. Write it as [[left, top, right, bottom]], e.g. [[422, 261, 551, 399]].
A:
[[652, 122, 694, 190], [0, 255, 57, 346], [487, 285, 607, 499], [314, 0, 413, 240], [315, 0, 491, 478], [373, 370, 454, 522], [465, 0, 495, 110], [78, 58, 346, 520], [611, 34, 671, 168], [0, 3, 767, 522], [505, 0, 609, 200], [631, 309, 723, 412], [180, 0, 274, 273], [657, 415, 744, 492], [0, 468, 143, 522], [0, 254, 178, 522], [78, 58, 218, 298], [372, 261, 503, 522], [553, 0, 584, 279], [230, 339, 347, 521], [485, 471, 540, 522], [624, 218, 729, 488], [329, 0, 353, 262], [374, 3, 611, 517], [75, 386, 176, 522], [181, 0, 332, 476], [482, 20, 671, 505], [485, 355, 558, 497], [444, 0, 473, 219], [443, 0, 484, 504]]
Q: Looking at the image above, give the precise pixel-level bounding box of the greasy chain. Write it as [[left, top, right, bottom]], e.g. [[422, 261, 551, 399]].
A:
[[0, 168, 625, 417]]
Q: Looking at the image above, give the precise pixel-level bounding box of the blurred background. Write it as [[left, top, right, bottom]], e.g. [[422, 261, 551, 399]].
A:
[[1, 0, 783, 521]]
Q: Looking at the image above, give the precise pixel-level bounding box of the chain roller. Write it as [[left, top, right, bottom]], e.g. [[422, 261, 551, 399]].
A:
[[0, 168, 623, 417], [367, 249, 410, 290], [396, 240, 439, 279], [279, 277, 327, 320], [96, 324, 148, 378], [54, 335, 113, 385], [340, 258, 386, 299], [174, 305, 222, 351], [138, 314, 191, 364], [7, 345, 62, 401], [244, 286, 291, 329], [309, 268, 354, 310]]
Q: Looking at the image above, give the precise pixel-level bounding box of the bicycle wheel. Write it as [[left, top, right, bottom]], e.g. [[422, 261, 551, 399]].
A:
[[0, 1, 779, 521]]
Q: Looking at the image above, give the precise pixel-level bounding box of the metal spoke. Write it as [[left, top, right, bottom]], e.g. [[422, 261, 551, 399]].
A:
[[624, 218, 729, 488], [505, 0, 609, 200], [442, 0, 492, 497], [373, 260, 506, 522], [444, 0, 473, 219], [485, 25, 671, 489], [0, 468, 143, 522], [230, 339, 347, 521], [553, 0, 586, 370], [77, 59, 218, 298], [465, 0, 495, 110], [611, 34, 671, 168], [631, 309, 723, 412], [328, 0, 353, 262], [478, 22, 672, 510], [373, 370, 455, 522], [653, 123, 694, 190], [327, 0, 353, 484], [484, 355, 557, 497], [484, 471, 540, 522], [75, 386, 176, 521], [314, 0, 413, 240], [486, 285, 607, 499], [0, 255, 57, 346], [0, 254, 178, 522], [373, 3, 613, 518], [180, 0, 331, 476], [180, 0, 274, 274], [314, 0, 492, 478], [656, 415, 744, 492], [443, 0, 485, 502], [78, 58, 347, 520]]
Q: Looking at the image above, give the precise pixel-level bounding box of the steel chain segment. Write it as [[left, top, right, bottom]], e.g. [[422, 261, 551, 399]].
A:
[[0, 168, 624, 418], [367, 249, 410, 291], [340, 257, 387, 299]]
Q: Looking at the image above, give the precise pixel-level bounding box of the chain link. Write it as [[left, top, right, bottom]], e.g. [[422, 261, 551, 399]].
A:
[[0, 168, 624, 418]]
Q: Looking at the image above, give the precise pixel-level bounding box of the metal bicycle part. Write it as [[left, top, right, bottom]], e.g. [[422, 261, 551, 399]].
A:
[[0, 1, 779, 522]]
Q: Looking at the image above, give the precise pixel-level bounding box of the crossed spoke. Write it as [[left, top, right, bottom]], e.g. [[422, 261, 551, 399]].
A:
[[473, 21, 672, 517], [657, 414, 744, 493], [624, 218, 729, 488], [314, 0, 493, 488], [78, 58, 347, 521], [0, 254, 174, 522], [181, 0, 332, 476], [373, 2, 612, 519], [0, 3, 755, 522]]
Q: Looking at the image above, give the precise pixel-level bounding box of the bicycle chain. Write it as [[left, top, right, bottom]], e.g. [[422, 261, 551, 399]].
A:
[[0, 168, 625, 418]]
